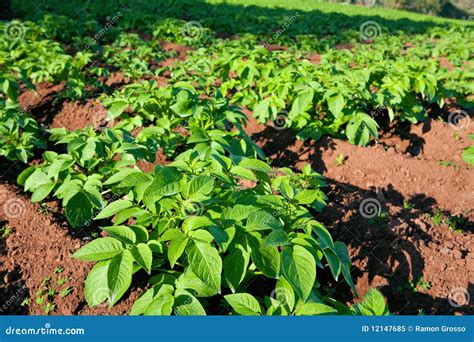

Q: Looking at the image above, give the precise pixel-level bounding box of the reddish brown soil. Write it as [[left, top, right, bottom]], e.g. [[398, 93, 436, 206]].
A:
[[18, 82, 65, 114], [379, 119, 472, 164], [307, 53, 321, 64], [243, 112, 473, 314], [0, 179, 144, 315], [160, 42, 193, 60], [262, 43, 288, 52], [136, 149, 170, 172], [49, 100, 109, 131], [335, 43, 354, 51], [104, 71, 129, 88]]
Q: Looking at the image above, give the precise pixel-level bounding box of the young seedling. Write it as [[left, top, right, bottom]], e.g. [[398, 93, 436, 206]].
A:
[[334, 153, 345, 166], [0, 224, 10, 239]]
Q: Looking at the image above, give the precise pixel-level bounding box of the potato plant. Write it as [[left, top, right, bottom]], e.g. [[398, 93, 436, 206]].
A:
[[72, 153, 383, 315]]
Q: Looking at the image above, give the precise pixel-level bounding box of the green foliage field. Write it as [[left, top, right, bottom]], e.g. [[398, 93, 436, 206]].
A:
[[0, 0, 471, 315]]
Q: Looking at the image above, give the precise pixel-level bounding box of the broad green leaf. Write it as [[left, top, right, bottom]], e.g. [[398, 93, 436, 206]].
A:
[[95, 200, 133, 220], [174, 289, 206, 316], [130, 288, 155, 315], [462, 146, 474, 166], [31, 182, 55, 202], [281, 245, 316, 302], [107, 250, 133, 306], [265, 230, 289, 247], [102, 225, 136, 245], [132, 243, 153, 274], [224, 246, 249, 292], [346, 113, 378, 146], [275, 277, 295, 311], [186, 241, 222, 292], [359, 288, 387, 315], [249, 236, 280, 278], [168, 235, 189, 268], [186, 176, 215, 198], [327, 93, 345, 118], [73, 237, 123, 261], [322, 248, 341, 281], [176, 270, 218, 297], [144, 166, 182, 203], [84, 260, 110, 307], [108, 100, 128, 118], [239, 158, 272, 172], [143, 293, 174, 315], [224, 293, 262, 315], [296, 302, 338, 315]]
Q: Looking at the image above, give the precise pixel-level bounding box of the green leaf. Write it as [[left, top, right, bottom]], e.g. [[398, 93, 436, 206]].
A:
[[462, 146, 474, 166], [312, 223, 336, 252], [224, 246, 249, 292], [238, 158, 272, 172], [24, 170, 49, 191], [246, 211, 283, 231], [265, 230, 289, 247], [84, 260, 109, 307], [346, 113, 379, 146], [186, 176, 215, 198], [281, 245, 316, 302], [170, 89, 195, 117], [107, 250, 133, 306], [31, 182, 55, 202], [73, 237, 124, 261], [296, 302, 338, 315], [168, 235, 189, 268], [327, 93, 345, 118], [174, 289, 206, 315], [224, 293, 262, 315], [249, 236, 280, 278], [230, 165, 256, 181], [176, 270, 218, 297], [186, 241, 222, 292], [95, 200, 133, 220], [322, 249, 341, 281], [143, 293, 174, 315], [144, 166, 182, 203], [130, 288, 155, 315], [275, 277, 295, 311], [108, 100, 128, 118], [294, 190, 322, 205], [359, 288, 387, 315], [102, 225, 136, 245], [132, 243, 153, 274], [335, 241, 357, 296]]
